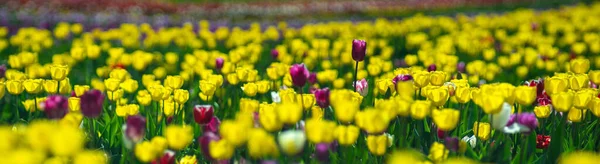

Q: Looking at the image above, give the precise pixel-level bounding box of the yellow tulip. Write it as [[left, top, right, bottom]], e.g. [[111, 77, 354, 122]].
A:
[[240, 98, 260, 113], [375, 99, 398, 118], [68, 97, 80, 112], [432, 109, 460, 131], [589, 70, 600, 85], [22, 99, 36, 112], [23, 79, 43, 94], [454, 86, 471, 103], [164, 125, 193, 150], [256, 81, 271, 94], [50, 65, 69, 81], [410, 100, 432, 120], [305, 118, 337, 143], [153, 67, 167, 79], [209, 140, 234, 160], [104, 78, 121, 92], [277, 103, 303, 125], [428, 142, 449, 163], [136, 90, 152, 106], [429, 71, 447, 86], [413, 71, 430, 88], [7, 80, 24, 95], [242, 83, 258, 97], [334, 125, 360, 146], [59, 78, 71, 94], [427, 87, 449, 107], [296, 94, 315, 110], [590, 97, 600, 118], [473, 122, 490, 141], [0, 82, 5, 99], [109, 69, 130, 82], [96, 66, 110, 78], [395, 81, 415, 100], [366, 134, 391, 156], [574, 89, 595, 109], [568, 108, 584, 122], [569, 74, 589, 91], [119, 79, 138, 93], [332, 100, 360, 123], [551, 91, 574, 112], [311, 106, 324, 119], [479, 94, 505, 114], [164, 75, 184, 89], [74, 85, 90, 97], [355, 108, 392, 134], [545, 76, 568, 95], [534, 105, 552, 118], [142, 74, 156, 88], [199, 80, 217, 96], [570, 58, 590, 74], [247, 128, 280, 159], [220, 120, 251, 147], [259, 104, 283, 132], [514, 86, 536, 106], [173, 89, 189, 104], [135, 141, 157, 163], [107, 89, 124, 101], [43, 80, 58, 94]]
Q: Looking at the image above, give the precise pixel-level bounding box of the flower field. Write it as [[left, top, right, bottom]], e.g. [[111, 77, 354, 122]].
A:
[[2, 1, 600, 164]]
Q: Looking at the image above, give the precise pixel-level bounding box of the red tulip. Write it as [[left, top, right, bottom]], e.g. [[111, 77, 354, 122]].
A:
[[194, 105, 214, 125], [536, 135, 551, 149], [203, 116, 221, 133], [151, 150, 175, 164]]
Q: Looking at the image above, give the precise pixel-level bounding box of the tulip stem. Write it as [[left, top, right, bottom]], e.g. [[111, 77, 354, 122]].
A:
[[353, 61, 358, 92], [15, 95, 20, 123]]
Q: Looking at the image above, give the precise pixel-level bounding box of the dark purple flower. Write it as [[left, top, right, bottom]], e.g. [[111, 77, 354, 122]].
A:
[[352, 39, 367, 62], [457, 62, 466, 73], [308, 73, 317, 85], [215, 57, 224, 70], [427, 64, 437, 72], [392, 74, 413, 84], [80, 90, 104, 118], [271, 49, 279, 59], [0, 64, 6, 79], [199, 131, 220, 160], [203, 116, 221, 133], [194, 105, 214, 125], [444, 137, 460, 152], [289, 64, 310, 87], [314, 88, 330, 108], [125, 115, 146, 143], [315, 143, 331, 162], [43, 95, 69, 119]]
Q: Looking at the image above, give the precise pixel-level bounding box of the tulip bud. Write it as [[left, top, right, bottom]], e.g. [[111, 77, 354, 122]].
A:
[[315, 143, 332, 162], [314, 88, 330, 108], [428, 64, 437, 72], [23, 79, 43, 94], [271, 49, 279, 59], [308, 73, 317, 85], [457, 62, 466, 73], [289, 64, 310, 87], [203, 117, 221, 133], [351, 39, 366, 62], [444, 137, 460, 152], [354, 78, 368, 96], [42, 95, 69, 119], [215, 57, 224, 70], [80, 90, 104, 118], [194, 105, 214, 125], [570, 58, 590, 74], [50, 65, 69, 81], [199, 131, 220, 160], [125, 115, 146, 144]]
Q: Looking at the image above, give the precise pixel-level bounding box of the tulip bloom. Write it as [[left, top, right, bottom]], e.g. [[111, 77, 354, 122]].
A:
[[278, 130, 306, 155], [50, 64, 69, 81], [432, 109, 460, 131], [289, 64, 310, 87], [589, 70, 600, 85], [124, 115, 146, 144], [570, 58, 590, 74], [314, 88, 330, 108], [354, 78, 368, 96], [194, 105, 214, 125], [215, 57, 224, 70], [551, 91, 574, 112], [534, 105, 552, 118], [536, 135, 551, 149], [43, 95, 69, 119], [428, 142, 449, 163], [514, 86, 537, 106], [23, 79, 43, 94], [80, 90, 104, 118], [164, 125, 193, 150], [410, 100, 432, 120], [164, 75, 184, 90], [366, 134, 391, 156], [334, 125, 359, 146], [352, 39, 367, 62], [429, 71, 447, 86]]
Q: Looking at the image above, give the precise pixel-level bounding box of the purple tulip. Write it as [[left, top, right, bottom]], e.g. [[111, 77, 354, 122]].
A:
[[314, 88, 330, 108], [315, 143, 331, 162], [271, 49, 279, 59], [194, 105, 214, 125], [352, 39, 367, 62], [444, 137, 460, 152], [125, 115, 146, 143], [289, 64, 310, 87], [43, 95, 69, 119], [392, 74, 413, 84], [203, 116, 221, 133], [507, 113, 539, 130], [215, 57, 224, 70], [308, 73, 317, 85], [199, 131, 220, 160], [427, 64, 437, 72], [0, 64, 6, 79], [80, 90, 104, 118], [457, 62, 466, 73]]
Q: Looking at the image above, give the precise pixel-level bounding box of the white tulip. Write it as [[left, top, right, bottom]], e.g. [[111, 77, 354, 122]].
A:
[[278, 130, 306, 155]]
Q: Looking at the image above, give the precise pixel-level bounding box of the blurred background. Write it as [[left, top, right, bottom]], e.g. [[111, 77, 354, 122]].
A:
[[0, 0, 593, 33]]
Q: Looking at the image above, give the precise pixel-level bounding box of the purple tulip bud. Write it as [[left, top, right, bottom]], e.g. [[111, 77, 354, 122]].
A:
[[215, 57, 224, 70], [392, 74, 413, 84], [0, 64, 6, 79], [314, 88, 330, 108], [203, 116, 221, 133], [315, 143, 331, 162], [80, 90, 104, 118], [457, 62, 466, 73], [352, 39, 367, 62], [271, 49, 279, 59], [289, 64, 310, 87], [43, 95, 69, 119], [308, 73, 317, 85], [427, 64, 437, 72], [199, 131, 220, 160], [125, 115, 146, 143], [444, 137, 460, 152]]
